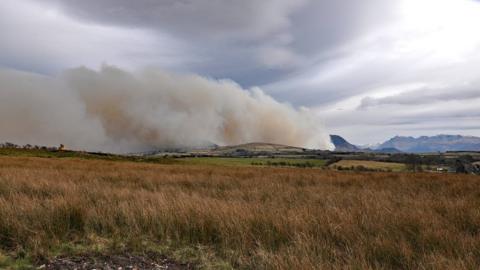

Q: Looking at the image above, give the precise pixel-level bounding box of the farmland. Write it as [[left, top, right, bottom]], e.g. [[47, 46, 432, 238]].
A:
[[180, 157, 327, 168], [0, 154, 480, 269], [329, 160, 406, 172]]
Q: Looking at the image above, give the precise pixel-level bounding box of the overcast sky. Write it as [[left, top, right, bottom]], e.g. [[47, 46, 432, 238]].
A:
[[1, 0, 480, 145]]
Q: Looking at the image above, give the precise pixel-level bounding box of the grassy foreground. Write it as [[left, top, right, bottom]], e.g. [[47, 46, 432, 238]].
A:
[[0, 157, 479, 269]]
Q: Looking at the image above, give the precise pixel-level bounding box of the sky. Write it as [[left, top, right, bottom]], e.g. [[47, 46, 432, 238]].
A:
[[1, 0, 480, 146]]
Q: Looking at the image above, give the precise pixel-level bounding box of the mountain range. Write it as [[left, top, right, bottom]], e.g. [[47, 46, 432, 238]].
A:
[[330, 135, 480, 153]]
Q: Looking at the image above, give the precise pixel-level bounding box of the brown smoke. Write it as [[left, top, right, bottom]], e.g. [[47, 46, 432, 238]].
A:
[[0, 65, 333, 153]]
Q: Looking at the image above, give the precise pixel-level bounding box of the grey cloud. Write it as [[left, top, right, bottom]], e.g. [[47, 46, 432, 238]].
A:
[[330, 98, 480, 127], [39, 0, 310, 75], [359, 84, 480, 109], [266, 0, 480, 110], [289, 0, 398, 56], [34, 0, 398, 85], [42, 0, 307, 40], [0, 0, 186, 75], [265, 52, 410, 107]]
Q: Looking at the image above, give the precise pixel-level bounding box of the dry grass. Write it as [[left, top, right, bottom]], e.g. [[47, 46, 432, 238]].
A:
[[0, 157, 480, 269], [331, 160, 406, 172]]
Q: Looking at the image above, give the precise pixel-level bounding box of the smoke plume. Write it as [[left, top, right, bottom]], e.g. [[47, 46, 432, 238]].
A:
[[0, 65, 333, 153]]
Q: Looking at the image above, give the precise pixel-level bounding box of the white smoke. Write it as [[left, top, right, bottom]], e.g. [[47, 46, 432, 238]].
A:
[[0, 65, 333, 153]]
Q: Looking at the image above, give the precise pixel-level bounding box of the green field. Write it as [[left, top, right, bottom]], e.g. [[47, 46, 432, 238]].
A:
[[0, 148, 328, 168], [180, 157, 327, 167]]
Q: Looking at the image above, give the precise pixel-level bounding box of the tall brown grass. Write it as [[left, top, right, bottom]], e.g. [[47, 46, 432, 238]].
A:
[[0, 156, 479, 269]]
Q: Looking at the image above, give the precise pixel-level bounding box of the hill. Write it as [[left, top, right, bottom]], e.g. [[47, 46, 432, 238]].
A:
[[190, 142, 307, 156], [329, 135, 360, 152]]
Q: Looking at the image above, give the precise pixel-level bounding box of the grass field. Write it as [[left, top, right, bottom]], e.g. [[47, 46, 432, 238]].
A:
[[180, 157, 327, 168], [0, 156, 480, 269], [0, 147, 178, 164], [330, 160, 406, 172]]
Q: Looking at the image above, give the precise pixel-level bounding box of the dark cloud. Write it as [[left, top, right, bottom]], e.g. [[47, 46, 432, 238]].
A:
[[36, 0, 397, 86], [42, 0, 305, 40], [289, 0, 397, 55]]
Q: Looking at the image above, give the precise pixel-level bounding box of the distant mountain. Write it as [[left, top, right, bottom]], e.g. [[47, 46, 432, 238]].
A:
[[372, 147, 403, 154], [330, 135, 360, 152], [377, 135, 480, 153]]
